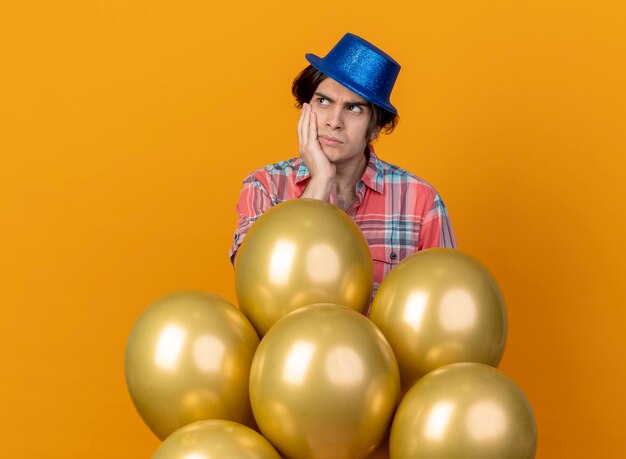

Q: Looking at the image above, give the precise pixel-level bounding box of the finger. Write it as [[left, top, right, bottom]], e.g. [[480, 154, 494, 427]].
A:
[[297, 104, 305, 149], [301, 103, 310, 148], [307, 107, 318, 149]]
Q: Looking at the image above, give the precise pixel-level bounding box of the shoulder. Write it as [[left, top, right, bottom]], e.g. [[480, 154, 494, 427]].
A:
[[250, 158, 301, 176], [242, 157, 301, 183], [375, 156, 438, 193]]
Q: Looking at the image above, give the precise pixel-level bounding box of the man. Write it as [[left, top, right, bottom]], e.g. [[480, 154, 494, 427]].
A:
[[230, 33, 456, 295]]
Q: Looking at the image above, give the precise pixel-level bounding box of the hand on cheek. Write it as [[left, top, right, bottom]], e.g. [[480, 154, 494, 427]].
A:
[[297, 103, 335, 201], [298, 103, 335, 181]]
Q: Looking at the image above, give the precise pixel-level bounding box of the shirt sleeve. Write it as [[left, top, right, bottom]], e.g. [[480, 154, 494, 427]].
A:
[[229, 174, 273, 264], [418, 192, 457, 250]]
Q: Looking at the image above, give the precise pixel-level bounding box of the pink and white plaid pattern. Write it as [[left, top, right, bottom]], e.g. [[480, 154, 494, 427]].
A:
[[230, 149, 456, 294]]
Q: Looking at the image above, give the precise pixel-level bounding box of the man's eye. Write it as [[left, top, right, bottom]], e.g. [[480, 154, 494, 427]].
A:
[[348, 105, 363, 113], [318, 97, 329, 105]]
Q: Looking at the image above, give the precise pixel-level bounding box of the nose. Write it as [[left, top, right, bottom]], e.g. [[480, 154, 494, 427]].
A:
[[325, 105, 344, 130]]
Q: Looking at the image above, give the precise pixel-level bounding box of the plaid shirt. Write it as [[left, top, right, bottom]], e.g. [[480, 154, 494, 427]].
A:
[[230, 149, 456, 295]]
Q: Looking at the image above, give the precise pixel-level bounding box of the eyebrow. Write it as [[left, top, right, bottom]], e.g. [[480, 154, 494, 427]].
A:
[[313, 91, 369, 108]]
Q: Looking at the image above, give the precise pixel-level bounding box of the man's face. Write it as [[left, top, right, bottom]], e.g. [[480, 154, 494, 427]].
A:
[[308, 78, 375, 165]]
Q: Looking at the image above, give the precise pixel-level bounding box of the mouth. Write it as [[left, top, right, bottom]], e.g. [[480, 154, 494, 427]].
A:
[[318, 135, 344, 146]]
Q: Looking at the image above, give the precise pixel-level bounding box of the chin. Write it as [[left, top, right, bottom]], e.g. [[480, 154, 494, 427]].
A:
[[320, 147, 341, 161]]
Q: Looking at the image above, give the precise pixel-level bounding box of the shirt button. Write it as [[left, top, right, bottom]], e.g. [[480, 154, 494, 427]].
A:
[[390, 252, 398, 260]]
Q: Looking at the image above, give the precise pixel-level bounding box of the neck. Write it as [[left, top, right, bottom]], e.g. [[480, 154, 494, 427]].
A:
[[333, 148, 369, 196]]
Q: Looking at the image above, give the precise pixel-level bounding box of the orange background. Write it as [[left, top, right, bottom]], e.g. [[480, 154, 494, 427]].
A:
[[1, 0, 625, 457]]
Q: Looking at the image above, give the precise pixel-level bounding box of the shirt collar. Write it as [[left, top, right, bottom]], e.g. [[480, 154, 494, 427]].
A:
[[295, 147, 384, 194]]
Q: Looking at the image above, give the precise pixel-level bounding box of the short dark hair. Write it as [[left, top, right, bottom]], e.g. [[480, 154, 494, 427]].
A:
[[291, 65, 399, 139]]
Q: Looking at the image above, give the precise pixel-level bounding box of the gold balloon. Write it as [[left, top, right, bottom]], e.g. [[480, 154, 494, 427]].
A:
[[235, 198, 373, 336], [365, 431, 390, 459], [125, 291, 260, 439], [152, 419, 281, 459], [370, 249, 506, 394], [249, 304, 400, 459], [389, 363, 537, 458]]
